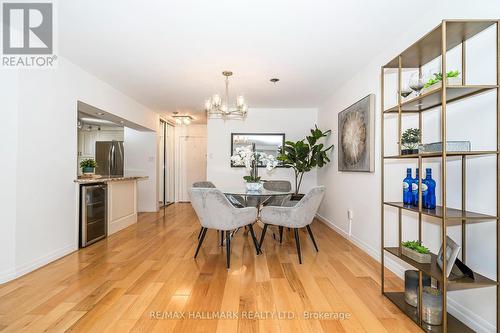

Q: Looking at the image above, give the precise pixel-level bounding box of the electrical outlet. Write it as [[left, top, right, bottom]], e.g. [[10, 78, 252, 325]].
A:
[[347, 209, 354, 220]]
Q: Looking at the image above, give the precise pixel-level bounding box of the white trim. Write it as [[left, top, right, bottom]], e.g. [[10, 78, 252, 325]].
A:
[[0, 243, 77, 284], [315, 213, 495, 333]]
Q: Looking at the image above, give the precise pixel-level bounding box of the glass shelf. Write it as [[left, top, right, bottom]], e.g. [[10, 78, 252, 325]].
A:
[[383, 202, 498, 221], [383, 150, 498, 159], [384, 85, 497, 113], [384, 247, 498, 291]]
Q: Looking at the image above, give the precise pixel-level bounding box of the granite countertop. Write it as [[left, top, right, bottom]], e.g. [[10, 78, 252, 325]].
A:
[[74, 175, 148, 184]]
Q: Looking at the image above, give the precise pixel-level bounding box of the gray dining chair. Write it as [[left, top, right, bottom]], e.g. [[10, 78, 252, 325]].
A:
[[189, 188, 261, 269], [258, 186, 325, 264], [192, 181, 217, 240], [263, 180, 292, 206]]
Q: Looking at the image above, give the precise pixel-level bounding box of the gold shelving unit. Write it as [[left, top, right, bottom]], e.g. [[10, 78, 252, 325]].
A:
[[381, 20, 500, 333]]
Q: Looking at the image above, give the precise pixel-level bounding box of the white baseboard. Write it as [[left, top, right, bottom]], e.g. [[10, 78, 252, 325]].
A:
[[0, 243, 77, 284], [109, 213, 137, 235], [315, 213, 495, 333]]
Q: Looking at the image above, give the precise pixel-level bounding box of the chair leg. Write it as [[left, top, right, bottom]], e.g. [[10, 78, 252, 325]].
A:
[[220, 229, 224, 246], [194, 227, 207, 258], [197, 226, 203, 239], [248, 224, 261, 255], [306, 225, 319, 252], [279, 226, 284, 244], [225, 230, 231, 269], [294, 228, 302, 264], [259, 223, 268, 248]]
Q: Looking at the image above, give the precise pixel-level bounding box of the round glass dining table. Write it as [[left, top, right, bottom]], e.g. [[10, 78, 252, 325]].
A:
[[219, 186, 293, 207]]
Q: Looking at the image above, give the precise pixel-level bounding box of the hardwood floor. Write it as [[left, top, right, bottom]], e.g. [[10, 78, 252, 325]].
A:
[[0, 203, 419, 332]]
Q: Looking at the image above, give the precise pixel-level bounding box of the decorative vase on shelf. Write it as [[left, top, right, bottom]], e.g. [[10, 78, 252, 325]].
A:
[[404, 270, 431, 307], [411, 168, 419, 207], [403, 168, 412, 205], [82, 166, 95, 174], [422, 168, 436, 209], [422, 287, 443, 326]]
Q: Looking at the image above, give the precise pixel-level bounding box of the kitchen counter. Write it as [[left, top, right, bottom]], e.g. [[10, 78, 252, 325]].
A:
[[74, 175, 148, 184], [76, 175, 148, 237]]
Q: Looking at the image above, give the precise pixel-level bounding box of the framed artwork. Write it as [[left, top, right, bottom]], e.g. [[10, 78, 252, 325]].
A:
[[230, 133, 285, 167], [338, 94, 375, 172], [437, 236, 461, 278]]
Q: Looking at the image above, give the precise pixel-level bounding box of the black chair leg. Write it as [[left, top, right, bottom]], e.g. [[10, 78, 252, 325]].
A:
[[220, 229, 224, 246], [306, 225, 319, 252], [259, 224, 268, 248], [294, 228, 302, 264], [279, 226, 284, 244], [197, 226, 203, 239], [225, 230, 231, 269], [248, 224, 261, 255], [194, 227, 207, 258]]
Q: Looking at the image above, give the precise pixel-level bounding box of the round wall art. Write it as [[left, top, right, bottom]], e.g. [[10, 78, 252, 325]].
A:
[[338, 94, 375, 172]]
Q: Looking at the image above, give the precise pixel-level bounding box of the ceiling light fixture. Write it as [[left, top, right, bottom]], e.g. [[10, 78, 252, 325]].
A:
[[172, 115, 193, 126], [205, 71, 248, 120], [270, 78, 280, 83]]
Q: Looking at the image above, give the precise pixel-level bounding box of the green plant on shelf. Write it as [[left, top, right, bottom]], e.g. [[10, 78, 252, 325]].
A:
[[401, 128, 421, 150], [423, 70, 460, 88], [402, 240, 430, 254]]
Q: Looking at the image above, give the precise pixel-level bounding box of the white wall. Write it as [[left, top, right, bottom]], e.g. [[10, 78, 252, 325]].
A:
[[207, 108, 320, 192], [0, 71, 18, 280], [0, 56, 158, 283], [316, 2, 499, 332], [124, 127, 158, 212]]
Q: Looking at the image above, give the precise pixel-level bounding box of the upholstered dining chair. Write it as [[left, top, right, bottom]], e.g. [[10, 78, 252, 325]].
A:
[[258, 186, 325, 264], [262, 180, 292, 206], [192, 181, 217, 240], [189, 188, 261, 269]]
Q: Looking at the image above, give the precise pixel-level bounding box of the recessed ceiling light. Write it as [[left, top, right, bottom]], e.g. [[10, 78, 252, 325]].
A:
[[119, 120, 124, 124], [96, 112, 105, 116], [270, 78, 280, 83]]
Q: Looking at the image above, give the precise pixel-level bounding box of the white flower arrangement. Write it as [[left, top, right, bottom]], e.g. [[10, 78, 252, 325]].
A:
[[231, 145, 278, 183]]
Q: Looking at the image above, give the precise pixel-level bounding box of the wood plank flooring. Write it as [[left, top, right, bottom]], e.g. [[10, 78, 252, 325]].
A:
[[0, 203, 419, 332]]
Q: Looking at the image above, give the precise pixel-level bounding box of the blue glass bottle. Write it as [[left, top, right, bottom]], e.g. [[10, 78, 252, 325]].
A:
[[403, 168, 412, 205], [411, 168, 419, 207], [423, 168, 436, 209]]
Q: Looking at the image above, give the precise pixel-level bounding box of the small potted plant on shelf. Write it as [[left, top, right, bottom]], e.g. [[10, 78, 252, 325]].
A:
[[278, 125, 333, 198], [401, 240, 431, 263], [401, 128, 421, 155], [231, 144, 278, 191], [422, 70, 461, 94], [80, 158, 97, 174]]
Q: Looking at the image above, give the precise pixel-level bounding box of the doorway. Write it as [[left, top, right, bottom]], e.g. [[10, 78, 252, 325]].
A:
[[177, 135, 207, 201], [159, 120, 175, 206]]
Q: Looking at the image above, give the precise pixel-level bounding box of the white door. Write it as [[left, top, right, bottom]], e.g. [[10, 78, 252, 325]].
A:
[[178, 136, 207, 202]]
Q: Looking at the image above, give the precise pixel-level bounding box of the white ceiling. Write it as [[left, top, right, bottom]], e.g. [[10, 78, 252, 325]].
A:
[[59, 0, 434, 118]]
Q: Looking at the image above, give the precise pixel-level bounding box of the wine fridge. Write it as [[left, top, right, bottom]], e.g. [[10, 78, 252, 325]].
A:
[[80, 183, 107, 247]]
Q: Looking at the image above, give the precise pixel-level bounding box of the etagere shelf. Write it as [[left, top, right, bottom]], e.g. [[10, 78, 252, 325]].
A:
[[381, 20, 500, 333]]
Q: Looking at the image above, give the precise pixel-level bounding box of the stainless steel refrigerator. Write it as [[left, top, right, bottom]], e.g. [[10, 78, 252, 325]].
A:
[[95, 141, 124, 176]]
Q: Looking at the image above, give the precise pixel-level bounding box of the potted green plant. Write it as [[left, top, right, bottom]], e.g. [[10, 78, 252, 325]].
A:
[[401, 128, 421, 155], [80, 159, 97, 174], [422, 70, 460, 93], [401, 240, 431, 263], [278, 125, 333, 197]]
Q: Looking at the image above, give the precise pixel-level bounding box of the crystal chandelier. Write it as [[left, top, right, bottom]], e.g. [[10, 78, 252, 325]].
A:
[[205, 71, 248, 119]]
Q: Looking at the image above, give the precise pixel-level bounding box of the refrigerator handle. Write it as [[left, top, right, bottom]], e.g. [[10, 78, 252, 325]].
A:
[[110, 144, 115, 175]]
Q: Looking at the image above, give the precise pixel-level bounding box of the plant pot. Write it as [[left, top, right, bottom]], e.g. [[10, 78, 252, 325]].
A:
[[82, 166, 95, 174], [421, 76, 462, 94], [246, 182, 262, 191], [402, 246, 431, 263], [401, 148, 419, 155], [290, 193, 305, 201]]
